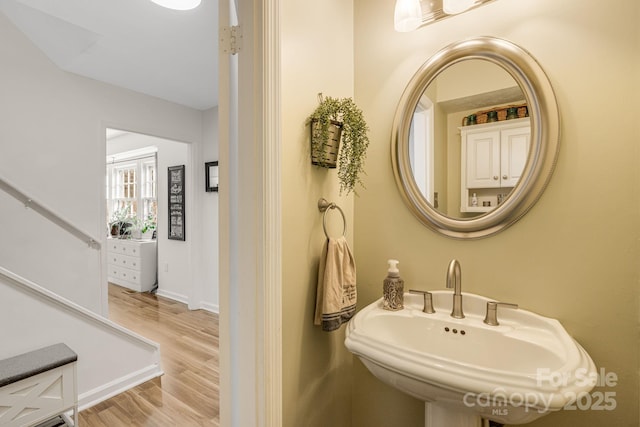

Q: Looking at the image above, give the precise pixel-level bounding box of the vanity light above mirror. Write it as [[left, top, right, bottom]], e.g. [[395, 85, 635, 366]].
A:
[[394, 0, 496, 32]]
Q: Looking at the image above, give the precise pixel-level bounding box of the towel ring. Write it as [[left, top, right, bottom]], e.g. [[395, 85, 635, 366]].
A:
[[318, 198, 347, 239]]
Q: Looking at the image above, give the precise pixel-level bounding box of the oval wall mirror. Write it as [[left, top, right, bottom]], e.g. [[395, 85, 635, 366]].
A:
[[391, 37, 560, 239]]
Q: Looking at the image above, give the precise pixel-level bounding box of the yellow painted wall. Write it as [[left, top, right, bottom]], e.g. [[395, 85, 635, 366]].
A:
[[352, 0, 639, 426], [281, 1, 355, 426]]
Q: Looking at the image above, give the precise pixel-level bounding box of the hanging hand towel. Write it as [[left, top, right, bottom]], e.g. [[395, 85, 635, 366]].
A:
[[314, 236, 357, 332]]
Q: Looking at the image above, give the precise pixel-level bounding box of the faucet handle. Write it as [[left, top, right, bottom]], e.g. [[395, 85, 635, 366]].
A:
[[409, 290, 435, 314], [483, 301, 518, 326]]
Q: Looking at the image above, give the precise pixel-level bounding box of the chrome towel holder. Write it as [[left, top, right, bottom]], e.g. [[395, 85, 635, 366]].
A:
[[318, 198, 346, 239]]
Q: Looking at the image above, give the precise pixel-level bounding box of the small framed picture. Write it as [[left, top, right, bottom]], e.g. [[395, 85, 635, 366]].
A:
[[205, 161, 219, 192]]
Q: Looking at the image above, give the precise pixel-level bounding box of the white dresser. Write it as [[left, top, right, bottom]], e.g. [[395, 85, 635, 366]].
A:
[[107, 238, 157, 292]]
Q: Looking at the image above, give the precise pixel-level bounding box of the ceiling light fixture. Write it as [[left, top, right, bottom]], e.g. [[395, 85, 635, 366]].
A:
[[150, 0, 202, 11], [442, 0, 475, 15], [394, 0, 422, 32]]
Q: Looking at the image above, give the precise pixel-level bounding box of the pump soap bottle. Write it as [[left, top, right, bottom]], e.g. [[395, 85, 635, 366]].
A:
[[383, 259, 404, 311]]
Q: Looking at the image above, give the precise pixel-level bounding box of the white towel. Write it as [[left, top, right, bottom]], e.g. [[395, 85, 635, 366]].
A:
[[314, 236, 357, 332]]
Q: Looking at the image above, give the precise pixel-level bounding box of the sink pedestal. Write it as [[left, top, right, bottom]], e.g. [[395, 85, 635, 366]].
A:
[[425, 402, 482, 427]]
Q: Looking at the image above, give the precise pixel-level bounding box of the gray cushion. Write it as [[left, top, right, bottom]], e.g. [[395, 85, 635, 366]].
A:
[[0, 343, 77, 388]]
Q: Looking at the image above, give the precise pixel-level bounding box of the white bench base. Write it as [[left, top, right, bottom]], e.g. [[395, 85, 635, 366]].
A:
[[0, 345, 77, 427]]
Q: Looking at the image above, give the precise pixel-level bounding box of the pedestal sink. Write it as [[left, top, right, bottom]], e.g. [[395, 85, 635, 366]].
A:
[[344, 291, 597, 426]]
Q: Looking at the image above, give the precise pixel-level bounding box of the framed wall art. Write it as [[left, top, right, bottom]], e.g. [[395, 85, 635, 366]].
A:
[[205, 161, 219, 192], [168, 165, 185, 241]]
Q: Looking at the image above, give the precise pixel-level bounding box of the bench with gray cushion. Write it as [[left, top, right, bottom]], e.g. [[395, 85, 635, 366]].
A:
[[0, 344, 78, 427]]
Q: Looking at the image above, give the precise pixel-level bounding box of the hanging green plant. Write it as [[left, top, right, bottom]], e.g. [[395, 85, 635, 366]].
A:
[[307, 95, 370, 196]]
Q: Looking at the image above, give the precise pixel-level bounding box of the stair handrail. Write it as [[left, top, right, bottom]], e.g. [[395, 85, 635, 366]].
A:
[[0, 265, 159, 349], [0, 175, 101, 250]]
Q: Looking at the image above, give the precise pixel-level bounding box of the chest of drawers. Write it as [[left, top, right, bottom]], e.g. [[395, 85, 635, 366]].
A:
[[107, 238, 157, 292]]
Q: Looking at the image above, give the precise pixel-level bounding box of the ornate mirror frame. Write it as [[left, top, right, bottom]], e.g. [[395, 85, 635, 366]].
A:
[[391, 36, 560, 239]]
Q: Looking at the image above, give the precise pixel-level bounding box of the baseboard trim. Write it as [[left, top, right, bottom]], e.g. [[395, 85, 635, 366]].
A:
[[199, 302, 219, 313], [78, 364, 163, 411], [156, 288, 220, 314], [155, 289, 189, 305], [155, 289, 218, 313]]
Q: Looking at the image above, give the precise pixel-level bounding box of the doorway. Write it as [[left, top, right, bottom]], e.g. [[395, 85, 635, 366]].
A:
[[105, 128, 194, 304]]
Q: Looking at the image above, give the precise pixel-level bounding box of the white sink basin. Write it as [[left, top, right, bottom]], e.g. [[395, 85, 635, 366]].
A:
[[345, 291, 597, 425]]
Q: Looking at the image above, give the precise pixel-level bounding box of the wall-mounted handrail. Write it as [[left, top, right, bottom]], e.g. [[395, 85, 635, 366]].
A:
[[0, 176, 101, 250]]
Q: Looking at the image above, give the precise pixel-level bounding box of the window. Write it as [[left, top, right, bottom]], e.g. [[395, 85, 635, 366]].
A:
[[140, 159, 157, 222], [106, 154, 157, 232], [111, 163, 137, 218]]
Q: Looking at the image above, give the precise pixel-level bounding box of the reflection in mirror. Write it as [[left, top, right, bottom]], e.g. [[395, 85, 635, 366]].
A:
[[407, 59, 527, 219]]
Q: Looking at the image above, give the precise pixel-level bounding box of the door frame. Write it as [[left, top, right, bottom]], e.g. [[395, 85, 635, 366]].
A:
[[218, 0, 282, 426]]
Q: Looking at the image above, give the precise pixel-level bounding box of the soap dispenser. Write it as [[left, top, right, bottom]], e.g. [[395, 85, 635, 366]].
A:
[[383, 259, 404, 311]]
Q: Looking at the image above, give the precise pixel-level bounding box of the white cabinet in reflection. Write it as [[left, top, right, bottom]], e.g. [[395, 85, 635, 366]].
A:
[[461, 118, 530, 213]]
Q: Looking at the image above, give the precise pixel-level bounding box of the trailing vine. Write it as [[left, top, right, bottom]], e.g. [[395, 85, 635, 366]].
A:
[[307, 95, 370, 195]]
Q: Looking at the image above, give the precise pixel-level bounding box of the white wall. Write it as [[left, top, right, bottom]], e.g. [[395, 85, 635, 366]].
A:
[[200, 108, 219, 311], [0, 268, 161, 409], [0, 11, 204, 315], [155, 142, 191, 302]]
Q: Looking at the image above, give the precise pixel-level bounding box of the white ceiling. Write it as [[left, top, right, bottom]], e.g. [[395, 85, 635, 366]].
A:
[[0, 0, 218, 110]]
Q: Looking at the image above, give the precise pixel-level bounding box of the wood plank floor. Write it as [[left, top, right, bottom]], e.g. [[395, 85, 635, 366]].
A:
[[79, 284, 219, 426]]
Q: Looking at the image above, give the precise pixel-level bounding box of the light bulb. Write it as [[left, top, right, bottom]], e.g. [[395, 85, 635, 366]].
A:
[[442, 0, 475, 15], [150, 0, 202, 11], [394, 0, 422, 32]]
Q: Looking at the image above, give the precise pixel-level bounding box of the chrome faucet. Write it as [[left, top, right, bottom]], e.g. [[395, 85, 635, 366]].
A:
[[446, 259, 464, 319]]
